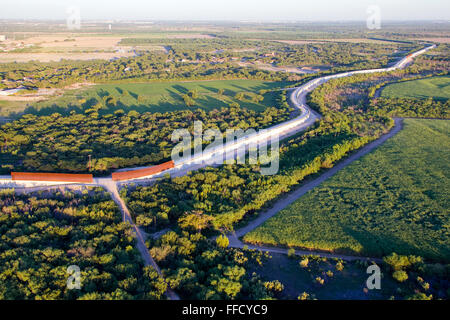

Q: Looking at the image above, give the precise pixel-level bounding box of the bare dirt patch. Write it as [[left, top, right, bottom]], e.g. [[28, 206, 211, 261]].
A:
[[0, 52, 135, 63], [0, 33, 136, 62], [19, 35, 123, 48], [0, 82, 94, 102], [238, 61, 328, 74], [0, 95, 45, 102]]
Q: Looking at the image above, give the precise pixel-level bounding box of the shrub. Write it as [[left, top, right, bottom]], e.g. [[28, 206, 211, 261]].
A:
[[406, 292, 432, 300], [416, 276, 430, 290], [299, 258, 309, 268], [298, 292, 314, 300], [216, 234, 229, 248], [264, 280, 284, 293], [421, 282, 430, 291], [392, 270, 409, 282], [287, 248, 296, 258], [315, 277, 325, 285], [384, 253, 423, 271], [189, 89, 199, 99]]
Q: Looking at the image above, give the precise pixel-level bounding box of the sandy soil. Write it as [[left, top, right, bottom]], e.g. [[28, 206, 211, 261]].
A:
[[238, 61, 327, 74], [17, 35, 123, 48], [0, 95, 45, 102], [0, 51, 135, 63], [0, 82, 94, 102], [0, 34, 137, 62]]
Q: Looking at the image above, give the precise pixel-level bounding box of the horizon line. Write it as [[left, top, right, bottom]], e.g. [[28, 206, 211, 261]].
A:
[[0, 18, 449, 23]]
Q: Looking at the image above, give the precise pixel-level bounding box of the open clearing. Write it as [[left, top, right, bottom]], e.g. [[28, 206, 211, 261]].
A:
[[381, 76, 450, 100], [0, 32, 214, 63], [273, 38, 397, 45], [19, 79, 288, 116], [0, 52, 137, 63], [0, 34, 139, 62], [244, 119, 450, 261], [0, 82, 95, 117], [237, 61, 327, 74]]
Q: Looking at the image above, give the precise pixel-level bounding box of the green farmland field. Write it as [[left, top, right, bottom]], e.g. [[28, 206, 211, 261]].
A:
[[8, 80, 288, 117], [244, 119, 450, 261], [381, 76, 450, 100]]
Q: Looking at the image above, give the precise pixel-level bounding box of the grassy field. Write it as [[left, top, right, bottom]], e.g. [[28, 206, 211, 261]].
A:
[[244, 119, 450, 261], [9, 80, 288, 117], [381, 76, 450, 100], [0, 100, 26, 117]]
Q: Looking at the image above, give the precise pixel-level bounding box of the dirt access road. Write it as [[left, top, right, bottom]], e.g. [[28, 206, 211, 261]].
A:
[[98, 179, 180, 300], [226, 118, 404, 263]]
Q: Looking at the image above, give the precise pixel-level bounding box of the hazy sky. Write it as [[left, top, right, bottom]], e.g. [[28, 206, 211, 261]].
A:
[[1, 0, 449, 21]]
